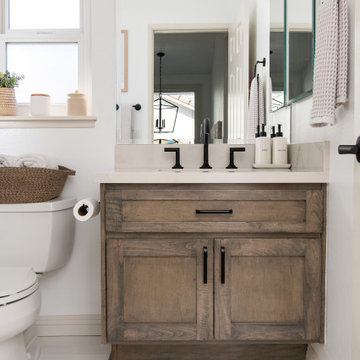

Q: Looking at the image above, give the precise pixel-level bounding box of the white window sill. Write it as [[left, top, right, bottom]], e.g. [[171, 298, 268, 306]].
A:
[[0, 115, 97, 128]]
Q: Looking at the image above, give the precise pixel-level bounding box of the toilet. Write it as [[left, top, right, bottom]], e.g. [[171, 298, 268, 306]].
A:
[[0, 198, 76, 360]]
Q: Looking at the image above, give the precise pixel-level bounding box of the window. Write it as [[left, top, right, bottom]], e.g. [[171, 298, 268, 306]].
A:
[[0, 0, 90, 112]]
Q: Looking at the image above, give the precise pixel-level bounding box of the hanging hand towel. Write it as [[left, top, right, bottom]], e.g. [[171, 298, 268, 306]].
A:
[[247, 75, 265, 140], [311, 0, 349, 127], [118, 104, 133, 144]]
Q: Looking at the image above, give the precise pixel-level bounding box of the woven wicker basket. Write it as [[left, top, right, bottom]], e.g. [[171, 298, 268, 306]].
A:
[[0, 166, 76, 204], [0, 88, 17, 116]]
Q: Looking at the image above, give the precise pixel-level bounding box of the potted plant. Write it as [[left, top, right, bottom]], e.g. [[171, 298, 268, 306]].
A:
[[0, 71, 24, 116]]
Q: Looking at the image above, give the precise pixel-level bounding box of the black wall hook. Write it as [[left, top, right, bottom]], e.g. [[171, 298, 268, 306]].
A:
[[132, 104, 141, 111], [253, 57, 266, 78]]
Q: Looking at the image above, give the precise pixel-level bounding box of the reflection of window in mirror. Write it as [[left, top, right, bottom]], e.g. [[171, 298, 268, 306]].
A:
[[153, 32, 228, 144], [288, 0, 314, 101], [270, 0, 285, 111]]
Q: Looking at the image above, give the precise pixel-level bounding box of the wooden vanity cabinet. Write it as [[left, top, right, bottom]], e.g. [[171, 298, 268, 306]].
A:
[[106, 238, 213, 342], [101, 184, 326, 360]]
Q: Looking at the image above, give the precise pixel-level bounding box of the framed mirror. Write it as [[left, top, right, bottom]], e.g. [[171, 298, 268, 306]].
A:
[[153, 32, 228, 145]]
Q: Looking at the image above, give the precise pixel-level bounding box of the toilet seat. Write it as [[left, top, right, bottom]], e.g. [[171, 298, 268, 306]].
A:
[[0, 268, 39, 306]]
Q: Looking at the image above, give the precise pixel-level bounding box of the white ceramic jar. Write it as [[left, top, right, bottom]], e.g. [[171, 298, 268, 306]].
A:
[[67, 90, 87, 116], [30, 94, 50, 116]]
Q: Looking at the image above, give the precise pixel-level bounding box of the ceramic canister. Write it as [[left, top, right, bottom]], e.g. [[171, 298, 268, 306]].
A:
[[67, 90, 87, 116], [30, 94, 50, 116]]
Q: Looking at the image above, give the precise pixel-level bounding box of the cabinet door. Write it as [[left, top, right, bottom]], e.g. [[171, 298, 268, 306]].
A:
[[214, 238, 322, 342], [106, 238, 213, 342]]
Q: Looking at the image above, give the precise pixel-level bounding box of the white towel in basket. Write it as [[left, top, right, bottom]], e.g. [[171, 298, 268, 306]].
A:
[[14, 154, 58, 170], [0, 155, 17, 167]]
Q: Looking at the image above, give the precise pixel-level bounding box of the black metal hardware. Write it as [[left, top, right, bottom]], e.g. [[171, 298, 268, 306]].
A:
[[196, 210, 233, 214], [132, 104, 141, 111], [338, 137, 360, 163], [116, 104, 119, 111], [253, 57, 266, 78], [226, 147, 246, 169], [78, 204, 89, 217], [203, 247, 208, 284], [221, 247, 225, 284], [164, 147, 183, 169], [200, 132, 212, 169]]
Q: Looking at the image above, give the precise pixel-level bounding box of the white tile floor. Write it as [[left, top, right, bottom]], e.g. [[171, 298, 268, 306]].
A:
[[38, 336, 111, 360]]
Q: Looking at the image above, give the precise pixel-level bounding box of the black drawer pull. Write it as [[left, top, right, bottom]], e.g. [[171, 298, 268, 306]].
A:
[[196, 210, 233, 214], [221, 247, 225, 284], [203, 247, 208, 284]]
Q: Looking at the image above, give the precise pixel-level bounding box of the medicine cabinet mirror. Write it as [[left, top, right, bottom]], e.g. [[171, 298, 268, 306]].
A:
[[270, 0, 315, 111]]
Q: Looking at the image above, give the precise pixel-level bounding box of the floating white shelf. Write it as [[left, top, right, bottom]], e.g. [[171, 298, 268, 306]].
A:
[[0, 115, 97, 128]]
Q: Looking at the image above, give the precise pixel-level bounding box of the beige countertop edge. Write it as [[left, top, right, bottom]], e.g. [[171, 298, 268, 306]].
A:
[[93, 171, 329, 184]]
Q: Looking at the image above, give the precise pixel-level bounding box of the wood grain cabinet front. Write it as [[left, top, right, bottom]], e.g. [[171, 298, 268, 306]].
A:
[[101, 184, 326, 359], [106, 238, 213, 342], [214, 238, 322, 342]]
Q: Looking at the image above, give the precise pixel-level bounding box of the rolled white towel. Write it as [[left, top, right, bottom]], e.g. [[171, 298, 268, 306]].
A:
[[0, 154, 17, 167], [14, 154, 58, 170]]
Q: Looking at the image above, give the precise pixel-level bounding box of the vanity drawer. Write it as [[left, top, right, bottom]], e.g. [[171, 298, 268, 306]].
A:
[[104, 186, 324, 233]]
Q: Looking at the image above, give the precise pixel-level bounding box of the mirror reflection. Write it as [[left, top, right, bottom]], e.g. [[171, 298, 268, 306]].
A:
[[288, 0, 314, 101], [270, 0, 285, 111], [116, 0, 315, 145], [153, 32, 228, 144], [270, 0, 314, 111]]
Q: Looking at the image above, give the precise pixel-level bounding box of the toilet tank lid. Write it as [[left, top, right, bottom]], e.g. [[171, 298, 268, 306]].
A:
[[0, 267, 37, 297], [0, 198, 77, 212]]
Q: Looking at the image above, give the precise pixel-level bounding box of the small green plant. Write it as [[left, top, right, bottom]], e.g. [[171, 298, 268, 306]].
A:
[[0, 70, 24, 88]]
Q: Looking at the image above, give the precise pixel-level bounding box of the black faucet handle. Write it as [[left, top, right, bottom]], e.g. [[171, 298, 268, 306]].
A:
[[164, 147, 184, 169], [226, 147, 246, 169]]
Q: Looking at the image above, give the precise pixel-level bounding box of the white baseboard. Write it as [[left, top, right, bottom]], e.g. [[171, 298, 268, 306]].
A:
[[35, 314, 102, 337]]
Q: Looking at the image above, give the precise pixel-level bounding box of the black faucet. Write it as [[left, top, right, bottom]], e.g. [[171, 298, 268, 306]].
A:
[[200, 132, 212, 169], [226, 147, 246, 169], [164, 147, 183, 169]]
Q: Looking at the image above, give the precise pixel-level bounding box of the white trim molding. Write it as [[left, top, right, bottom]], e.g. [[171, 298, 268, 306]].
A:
[[35, 315, 102, 337], [0, 115, 97, 128]]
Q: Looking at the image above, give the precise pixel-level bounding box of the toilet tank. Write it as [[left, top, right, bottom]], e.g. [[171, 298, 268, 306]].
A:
[[0, 198, 76, 273]]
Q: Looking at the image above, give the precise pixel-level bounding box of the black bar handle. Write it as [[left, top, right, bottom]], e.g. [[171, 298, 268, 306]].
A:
[[196, 210, 233, 214], [203, 247, 208, 284], [221, 247, 225, 284]]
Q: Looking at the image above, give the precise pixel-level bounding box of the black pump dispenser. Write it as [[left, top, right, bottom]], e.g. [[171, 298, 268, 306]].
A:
[[271, 126, 276, 138], [276, 124, 283, 137], [260, 124, 267, 137]]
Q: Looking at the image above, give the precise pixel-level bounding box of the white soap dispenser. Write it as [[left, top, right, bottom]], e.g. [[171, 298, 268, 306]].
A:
[[272, 124, 288, 165], [255, 124, 271, 165]]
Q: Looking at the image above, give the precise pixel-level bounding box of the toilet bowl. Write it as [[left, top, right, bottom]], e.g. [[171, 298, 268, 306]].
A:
[[0, 198, 76, 360], [0, 268, 41, 360]]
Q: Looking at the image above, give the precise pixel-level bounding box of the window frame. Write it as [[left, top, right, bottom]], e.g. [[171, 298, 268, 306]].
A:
[[0, 0, 91, 114]]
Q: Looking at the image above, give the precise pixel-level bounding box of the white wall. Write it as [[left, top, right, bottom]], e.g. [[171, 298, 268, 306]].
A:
[[291, 0, 356, 359], [0, 0, 116, 315], [117, 0, 248, 144]]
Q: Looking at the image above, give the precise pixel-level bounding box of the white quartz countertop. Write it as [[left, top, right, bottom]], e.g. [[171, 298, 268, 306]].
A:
[[93, 169, 329, 184]]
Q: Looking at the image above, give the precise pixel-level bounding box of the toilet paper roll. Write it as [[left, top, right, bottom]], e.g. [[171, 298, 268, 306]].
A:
[[73, 198, 100, 222]]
